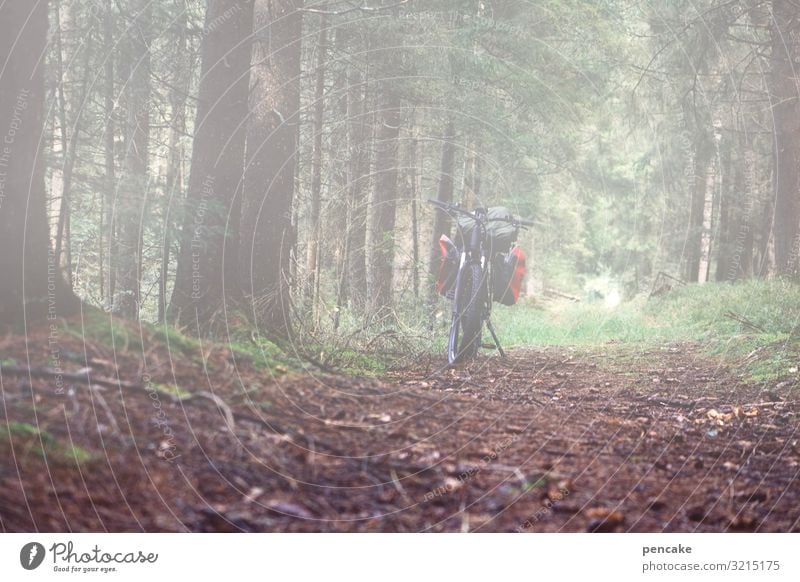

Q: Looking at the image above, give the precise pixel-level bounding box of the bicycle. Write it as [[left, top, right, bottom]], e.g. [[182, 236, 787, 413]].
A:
[[429, 199, 533, 364]]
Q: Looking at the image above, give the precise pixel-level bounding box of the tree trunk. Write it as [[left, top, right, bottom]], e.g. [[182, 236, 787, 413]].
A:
[[684, 142, 709, 283], [408, 135, 420, 299], [346, 64, 370, 310], [239, 0, 301, 338], [461, 142, 478, 209], [112, 0, 151, 319], [53, 0, 71, 282], [368, 93, 402, 314], [0, 0, 77, 326], [697, 156, 716, 283], [769, 0, 800, 278], [715, 141, 735, 282], [160, 1, 189, 323], [102, 2, 116, 308], [428, 121, 456, 304], [170, 0, 253, 331], [332, 27, 351, 329], [305, 16, 327, 312]]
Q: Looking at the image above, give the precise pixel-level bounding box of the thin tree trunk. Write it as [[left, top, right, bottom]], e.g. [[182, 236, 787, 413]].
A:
[[332, 27, 351, 329], [346, 63, 370, 310], [113, 0, 151, 319], [53, 0, 70, 280], [697, 157, 716, 283], [306, 16, 327, 312], [715, 141, 734, 282], [428, 121, 456, 305], [102, 2, 116, 307], [160, 2, 188, 323], [685, 141, 709, 283], [368, 92, 402, 314], [461, 142, 477, 209], [408, 135, 420, 299]]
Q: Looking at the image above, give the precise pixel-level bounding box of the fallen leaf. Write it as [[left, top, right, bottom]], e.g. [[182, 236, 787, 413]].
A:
[[547, 479, 572, 502], [728, 514, 757, 531], [243, 487, 264, 504], [585, 507, 625, 532], [707, 409, 733, 423]]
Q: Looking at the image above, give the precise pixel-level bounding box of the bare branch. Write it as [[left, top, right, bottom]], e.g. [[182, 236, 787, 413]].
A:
[[302, 0, 410, 16]]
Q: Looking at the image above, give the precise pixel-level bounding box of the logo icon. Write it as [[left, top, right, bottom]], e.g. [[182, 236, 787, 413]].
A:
[[20, 542, 46, 570]]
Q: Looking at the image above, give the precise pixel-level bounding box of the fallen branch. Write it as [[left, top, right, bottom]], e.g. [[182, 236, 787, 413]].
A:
[[1, 364, 238, 433], [186, 390, 236, 433], [724, 311, 766, 333], [1, 365, 140, 390], [543, 288, 581, 302]]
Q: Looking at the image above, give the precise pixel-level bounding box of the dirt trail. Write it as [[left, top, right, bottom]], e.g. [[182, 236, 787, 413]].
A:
[[1, 326, 798, 532]]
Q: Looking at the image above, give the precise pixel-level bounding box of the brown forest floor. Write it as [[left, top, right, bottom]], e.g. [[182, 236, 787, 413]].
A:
[[1, 320, 799, 532]]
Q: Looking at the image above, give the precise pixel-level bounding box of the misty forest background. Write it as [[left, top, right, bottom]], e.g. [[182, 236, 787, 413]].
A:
[[2, 0, 800, 355]]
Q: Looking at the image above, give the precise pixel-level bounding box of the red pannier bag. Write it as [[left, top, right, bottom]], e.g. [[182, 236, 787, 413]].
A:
[[493, 246, 526, 305], [436, 234, 459, 297]]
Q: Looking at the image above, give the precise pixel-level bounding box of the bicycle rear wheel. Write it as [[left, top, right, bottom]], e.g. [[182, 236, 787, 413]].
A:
[[448, 263, 484, 364]]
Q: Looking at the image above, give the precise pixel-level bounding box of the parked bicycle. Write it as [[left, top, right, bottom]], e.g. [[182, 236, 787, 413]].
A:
[[429, 200, 533, 364]]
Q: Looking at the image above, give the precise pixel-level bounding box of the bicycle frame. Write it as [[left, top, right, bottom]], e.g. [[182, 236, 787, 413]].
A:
[[452, 207, 492, 315]]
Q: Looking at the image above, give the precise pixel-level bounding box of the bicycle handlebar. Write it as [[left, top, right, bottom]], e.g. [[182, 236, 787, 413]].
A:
[[427, 199, 533, 229]]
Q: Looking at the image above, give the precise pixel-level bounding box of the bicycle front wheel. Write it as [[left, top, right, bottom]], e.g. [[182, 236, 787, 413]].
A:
[[448, 263, 484, 364]]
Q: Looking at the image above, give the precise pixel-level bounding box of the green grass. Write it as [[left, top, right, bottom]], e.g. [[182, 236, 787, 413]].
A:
[[151, 324, 201, 356], [492, 298, 656, 346], [58, 310, 296, 376], [229, 335, 298, 374], [61, 311, 144, 352], [490, 280, 800, 383], [0, 421, 94, 465]]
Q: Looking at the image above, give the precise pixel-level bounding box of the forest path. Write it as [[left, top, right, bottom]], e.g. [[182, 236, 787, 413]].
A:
[[2, 329, 799, 532]]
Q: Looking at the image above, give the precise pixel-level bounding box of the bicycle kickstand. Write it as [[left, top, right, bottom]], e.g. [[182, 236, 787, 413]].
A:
[[486, 317, 507, 358]]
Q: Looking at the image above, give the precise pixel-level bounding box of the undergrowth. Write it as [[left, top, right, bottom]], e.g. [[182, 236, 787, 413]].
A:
[[0, 421, 94, 466], [48, 280, 800, 383]]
